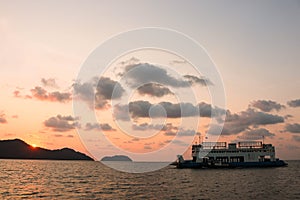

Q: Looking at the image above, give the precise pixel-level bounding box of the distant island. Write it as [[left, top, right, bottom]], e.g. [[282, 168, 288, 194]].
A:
[[0, 139, 93, 161], [101, 155, 132, 162]]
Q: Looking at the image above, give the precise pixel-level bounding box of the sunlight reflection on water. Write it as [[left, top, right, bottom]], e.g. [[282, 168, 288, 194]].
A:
[[0, 160, 299, 199]]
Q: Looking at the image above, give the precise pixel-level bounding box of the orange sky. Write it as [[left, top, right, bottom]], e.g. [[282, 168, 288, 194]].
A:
[[0, 1, 299, 161]]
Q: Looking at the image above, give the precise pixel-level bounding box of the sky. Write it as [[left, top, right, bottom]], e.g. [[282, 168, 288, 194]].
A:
[[0, 0, 300, 160]]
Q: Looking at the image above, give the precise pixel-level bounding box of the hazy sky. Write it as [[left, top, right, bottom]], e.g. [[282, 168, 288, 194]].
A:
[[0, 1, 299, 160]]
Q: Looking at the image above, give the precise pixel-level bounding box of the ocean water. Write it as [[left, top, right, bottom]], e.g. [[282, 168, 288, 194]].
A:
[[0, 160, 299, 199]]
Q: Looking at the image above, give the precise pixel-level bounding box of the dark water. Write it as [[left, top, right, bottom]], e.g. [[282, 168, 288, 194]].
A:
[[0, 160, 299, 199]]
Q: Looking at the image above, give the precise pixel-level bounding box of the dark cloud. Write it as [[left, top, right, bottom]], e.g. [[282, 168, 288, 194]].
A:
[[198, 102, 226, 118], [44, 115, 79, 132], [132, 122, 164, 131], [287, 99, 300, 108], [73, 77, 124, 109], [183, 75, 213, 86], [237, 128, 275, 140], [121, 63, 188, 88], [293, 135, 300, 142], [0, 113, 7, 124], [229, 108, 284, 125], [175, 129, 199, 137], [284, 114, 293, 119], [95, 77, 125, 109], [208, 108, 284, 135], [85, 122, 115, 131], [250, 100, 285, 112], [73, 81, 95, 102], [41, 78, 58, 88], [132, 122, 197, 137], [114, 101, 225, 120], [159, 102, 199, 118], [285, 123, 300, 133], [30, 86, 71, 103], [120, 63, 211, 88], [127, 101, 197, 118], [137, 83, 173, 97], [208, 124, 247, 136]]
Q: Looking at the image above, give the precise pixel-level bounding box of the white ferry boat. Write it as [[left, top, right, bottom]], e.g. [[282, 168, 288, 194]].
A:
[[177, 141, 287, 168]]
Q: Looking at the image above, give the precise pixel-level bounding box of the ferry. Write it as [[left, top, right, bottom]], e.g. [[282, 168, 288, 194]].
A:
[[176, 141, 288, 168]]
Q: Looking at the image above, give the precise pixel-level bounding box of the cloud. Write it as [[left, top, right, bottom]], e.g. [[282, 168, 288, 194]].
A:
[[95, 77, 125, 109], [198, 102, 225, 118], [120, 62, 211, 88], [121, 63, 188, 87], [41, 78, 59, 88], [137, 83, 173, 97], [0, 113, 7, 124], [13, 90, 32, 99], [30, 86, 71, 103], [171, 140, 189, 146], [250, 100, 285, 112], [44, 115, 79, 132], [132, 122, 197, 137], [293, 135, 300, 142], [13, 90, 21, 98], [126, 101, 197, 118], [208, 108, 284, 135], [114, 101, 225, 120], [183, 75, 213, 86], [237, 128, 275, 140], [132, 122, 164, 131], [169, 59, 187, 65], [73, 81, 95, 102], [73, 77, 125, 109], [228, 108, 284, 125], [165, 128, 199, 137], [85, 122, 116, 131], [287, 99, 300, 108], [285, 123, 300, 133], [53, 134, 74, 138]]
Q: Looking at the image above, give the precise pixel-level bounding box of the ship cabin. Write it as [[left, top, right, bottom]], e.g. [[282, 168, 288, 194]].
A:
[[192, 141, 276, 163]]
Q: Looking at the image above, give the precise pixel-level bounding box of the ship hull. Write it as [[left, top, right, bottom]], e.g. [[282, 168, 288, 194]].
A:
[[177, 160, 287, 169]]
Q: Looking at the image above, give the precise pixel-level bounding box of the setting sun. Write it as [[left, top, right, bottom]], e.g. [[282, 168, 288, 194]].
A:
[[31, 144, 37, 148]]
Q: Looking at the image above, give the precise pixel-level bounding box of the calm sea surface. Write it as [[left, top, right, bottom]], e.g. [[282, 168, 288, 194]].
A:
[[0, 160, 299, 199]]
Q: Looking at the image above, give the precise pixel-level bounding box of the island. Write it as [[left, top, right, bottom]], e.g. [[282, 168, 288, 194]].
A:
[[101, 155, 132, 162], [0, 139, 93, 160]]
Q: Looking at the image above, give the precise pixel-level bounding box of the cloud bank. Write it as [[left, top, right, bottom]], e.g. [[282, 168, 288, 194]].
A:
[[250, 100, 285, 112], [287, 99, 300, 108], [44, 115, 79, 132]]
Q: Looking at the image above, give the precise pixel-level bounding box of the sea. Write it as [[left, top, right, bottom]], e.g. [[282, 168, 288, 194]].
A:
[[0, 160, 299, 200]]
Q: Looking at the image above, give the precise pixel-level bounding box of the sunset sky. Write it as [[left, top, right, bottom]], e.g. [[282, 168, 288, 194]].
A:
[[0, 1, 299, 160]]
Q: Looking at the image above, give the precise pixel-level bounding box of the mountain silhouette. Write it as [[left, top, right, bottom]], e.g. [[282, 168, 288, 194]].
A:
[[0, 139, 93, 160], [101, 155, 132, 161]]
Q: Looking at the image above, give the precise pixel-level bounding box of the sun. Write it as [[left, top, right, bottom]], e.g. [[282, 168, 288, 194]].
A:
[[31, 144, 37, 148]]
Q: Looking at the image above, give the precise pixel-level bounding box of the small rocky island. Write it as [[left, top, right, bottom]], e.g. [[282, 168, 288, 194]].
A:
[[0, 139, 93, 160], [101, 155, 132, 162]]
